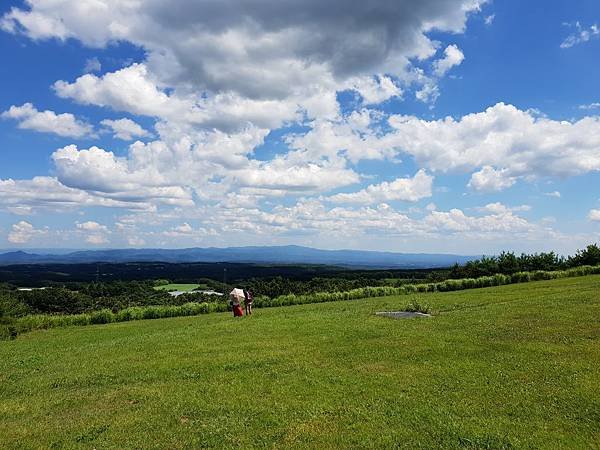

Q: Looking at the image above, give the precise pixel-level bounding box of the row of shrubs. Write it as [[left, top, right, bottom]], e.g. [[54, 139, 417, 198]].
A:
[[2, 264, 599, 339], [0, 302, 229, 340], [253, 265, 600, 308]]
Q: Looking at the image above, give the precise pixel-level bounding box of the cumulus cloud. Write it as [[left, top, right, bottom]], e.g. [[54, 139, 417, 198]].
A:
[[162, 222, 217, 241], [233, 157, 360, 195], [76, 221, 108, 232], [433, 44, 465, 77], [329, 170, 433, 204], [468, 166, 516, 192], [387, 103, 600, 179], [425, 208, 533, 233], [545, 191, 561, 198], [0, 0, 497, 220], [127, 236, 145, 246], [76, 221, 109, 244], [4, 0, 484, 141], [0, 176, 166, 213], [7, 221, 47, 244], [579, 102, 600, 110], [83, 56, 101, 73], [2, 0, 483, 93], [54, 63, 309, 132], [415, 81, 441, 105], [101, 118, 151, 140], [5, 0, 599, 252], [53, 64, 191, 120], [589, 209, 600, 222], [350, 75, 402, 105], [1, 103, 93, 138], [476, 202, 530, 214], [51, 144, 194, 207], [561, 22, 599, 49]]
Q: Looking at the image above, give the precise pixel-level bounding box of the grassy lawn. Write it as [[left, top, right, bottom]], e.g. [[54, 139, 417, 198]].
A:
[[1, 276, 599, 449], [153, 283, 209, 292]]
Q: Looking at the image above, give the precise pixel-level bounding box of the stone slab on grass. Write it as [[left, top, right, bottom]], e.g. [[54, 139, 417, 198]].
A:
[[376, 311, 431, 319]]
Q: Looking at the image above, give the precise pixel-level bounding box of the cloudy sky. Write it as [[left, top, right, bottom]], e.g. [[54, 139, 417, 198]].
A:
[[0, 0, 599, 254]]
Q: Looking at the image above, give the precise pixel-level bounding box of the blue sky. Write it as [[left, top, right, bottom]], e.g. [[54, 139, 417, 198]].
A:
[[0, 0, 599, 254]]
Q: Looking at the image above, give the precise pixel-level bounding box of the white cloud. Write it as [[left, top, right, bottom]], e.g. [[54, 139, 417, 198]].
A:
[[329, 170, 433, 204], [476, 202, 531, 214], [415, 81, 440, 104], [387, 103, 600, 179], [76, 221, 109, 245], [232, 157, 360, 194], [1, 103, 93, 138], [76, 221, 108, 232], [4, 0, 484, 140], [51, 144, 194, 207], [84, 234, 108, 244], [433, 44, 465, 77], [127, 236, 145, 246], [54, 63, 310, 132], [579, 102, 600, 110], [7, 221, 47, 244], [561, 22, 599, 49], [83, 57, 101, 73], [468, 166, 516, 192], [544, 191, 561, 198], [53, 64, 191, 121], [162, 222, 217, 240], [350, 75, 402, 105], [425, 208, 533, 233], [589, 209, 600, 222], [0, 176, 158, 213], [484, 14, 495, 26], [101, 118, 150, 140], [2, 0, 483, 92]]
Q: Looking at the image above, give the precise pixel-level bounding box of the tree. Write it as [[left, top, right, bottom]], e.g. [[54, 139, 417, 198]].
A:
[[568, 244, 600, 267]]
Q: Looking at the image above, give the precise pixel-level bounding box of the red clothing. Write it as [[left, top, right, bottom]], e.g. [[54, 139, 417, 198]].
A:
[[233, 304, 244, 317]]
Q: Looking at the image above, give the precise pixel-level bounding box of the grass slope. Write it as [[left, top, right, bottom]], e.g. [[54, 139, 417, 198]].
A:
[[1, 276, 599, 449]]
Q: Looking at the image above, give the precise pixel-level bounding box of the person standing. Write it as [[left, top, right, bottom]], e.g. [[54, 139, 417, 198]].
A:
[[230, 288, 244, 317], [243, 289, 253, 316]]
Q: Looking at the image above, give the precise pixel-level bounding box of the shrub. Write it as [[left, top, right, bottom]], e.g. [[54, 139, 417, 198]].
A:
[[404, 298, 431, 314], [89, 309, 114, 324], [0, 324, 17, 340], [511, 272, 531, 283]]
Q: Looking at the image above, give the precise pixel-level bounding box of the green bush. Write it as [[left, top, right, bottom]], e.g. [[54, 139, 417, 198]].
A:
[[404, 298, 431, 314], [90, 309, 114, 324], [0, 324, 17, 340]]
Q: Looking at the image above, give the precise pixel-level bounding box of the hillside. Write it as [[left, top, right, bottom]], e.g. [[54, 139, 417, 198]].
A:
[[0, 245, 477, 268], [1, 275, 599, 448]]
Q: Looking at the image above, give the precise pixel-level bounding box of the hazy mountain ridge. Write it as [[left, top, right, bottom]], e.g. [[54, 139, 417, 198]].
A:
[[0, 245, 477, 268]]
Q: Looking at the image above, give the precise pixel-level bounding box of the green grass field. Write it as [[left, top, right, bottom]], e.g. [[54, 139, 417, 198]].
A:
[[153, 283, 209, 292], [2, 276, 599, 449]]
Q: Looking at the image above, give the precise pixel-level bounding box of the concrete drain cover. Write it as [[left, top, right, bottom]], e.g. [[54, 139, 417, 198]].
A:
[[376, 311, 431, 319]]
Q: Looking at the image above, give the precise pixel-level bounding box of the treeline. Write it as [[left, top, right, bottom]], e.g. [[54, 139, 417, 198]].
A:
[[0, 280, 225, 319], [448, 244, 600, 279], [239, 275, 438, 298]]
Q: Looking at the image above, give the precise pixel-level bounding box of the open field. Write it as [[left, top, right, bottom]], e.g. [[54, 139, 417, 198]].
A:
[[1, 276, 599, 449], [153, 283, 209, 292]]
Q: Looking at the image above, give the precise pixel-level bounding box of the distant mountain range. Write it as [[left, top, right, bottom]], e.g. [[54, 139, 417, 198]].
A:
[[0, 245, 477, 268]]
